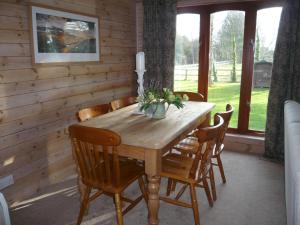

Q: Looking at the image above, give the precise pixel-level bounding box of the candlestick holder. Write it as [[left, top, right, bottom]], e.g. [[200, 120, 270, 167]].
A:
[[135, 69, 146, 97], [134, 69, 146, 114]]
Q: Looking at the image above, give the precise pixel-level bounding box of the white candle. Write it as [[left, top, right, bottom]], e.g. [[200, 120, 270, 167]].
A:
[[136, 52, 145, 71]]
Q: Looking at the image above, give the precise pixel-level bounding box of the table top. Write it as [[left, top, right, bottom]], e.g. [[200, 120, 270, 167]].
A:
[[81, 101, 215, 150]]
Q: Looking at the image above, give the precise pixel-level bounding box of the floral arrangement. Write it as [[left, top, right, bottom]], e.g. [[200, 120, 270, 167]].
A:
[[138, 88, 189, 112]]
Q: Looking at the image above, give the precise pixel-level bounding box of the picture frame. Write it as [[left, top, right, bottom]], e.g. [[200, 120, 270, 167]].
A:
[[29, 5, 100, 64]]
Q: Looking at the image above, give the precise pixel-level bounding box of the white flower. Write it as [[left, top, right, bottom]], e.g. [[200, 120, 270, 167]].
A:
[[148, 93, 155, 101], [182, 94, 189, 101]]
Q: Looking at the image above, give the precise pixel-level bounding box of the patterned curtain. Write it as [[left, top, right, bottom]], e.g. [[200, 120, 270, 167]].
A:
[[143, 0, 177, 91], [265, 0, 300, 161]]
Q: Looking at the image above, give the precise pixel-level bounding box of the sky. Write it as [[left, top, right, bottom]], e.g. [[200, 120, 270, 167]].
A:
[[176, 7, 282, 50]]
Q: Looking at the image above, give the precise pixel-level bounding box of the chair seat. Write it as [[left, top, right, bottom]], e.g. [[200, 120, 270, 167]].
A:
[[174, 136, 198, 154], [83, 159, 144, 193], [174, 137, 224, 157], [161, 153, 196, 183]]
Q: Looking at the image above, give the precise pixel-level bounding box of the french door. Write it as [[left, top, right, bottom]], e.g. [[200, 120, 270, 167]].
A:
[[175, 1, 283, 135], [208, 10, 245, 129]]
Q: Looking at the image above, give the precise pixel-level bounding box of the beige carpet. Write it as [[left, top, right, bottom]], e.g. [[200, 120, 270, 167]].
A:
[[10, 151, 286, 225]]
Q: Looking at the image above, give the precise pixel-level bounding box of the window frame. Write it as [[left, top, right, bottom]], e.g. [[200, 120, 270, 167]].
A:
[[177, 0, 284, 136]]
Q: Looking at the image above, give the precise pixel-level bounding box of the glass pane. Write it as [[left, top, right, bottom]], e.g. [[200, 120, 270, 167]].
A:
[[208, 11, 245, 128], [174, 14, 200, 92], [249, 7, 282, 131]]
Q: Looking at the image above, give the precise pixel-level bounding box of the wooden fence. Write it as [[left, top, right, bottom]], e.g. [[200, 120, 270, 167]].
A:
[[174, 64, 242, 83]]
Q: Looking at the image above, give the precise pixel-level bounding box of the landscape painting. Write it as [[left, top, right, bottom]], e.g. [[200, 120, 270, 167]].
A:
[[31, 6, 100, 63]]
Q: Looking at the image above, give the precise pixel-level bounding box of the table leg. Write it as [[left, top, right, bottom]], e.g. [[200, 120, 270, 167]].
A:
[[145, 150, 161, 225], [147, 175, 160, 225]]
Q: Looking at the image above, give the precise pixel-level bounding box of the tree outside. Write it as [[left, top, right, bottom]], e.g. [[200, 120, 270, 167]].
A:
[[174, 8, 282, 130], [255, 30, 261, 62], [231, 36, 237, 83], [175, 35, 199, 65]]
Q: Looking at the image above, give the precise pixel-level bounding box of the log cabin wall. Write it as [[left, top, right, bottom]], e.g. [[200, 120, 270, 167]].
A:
[[0, 0, 136, 204]]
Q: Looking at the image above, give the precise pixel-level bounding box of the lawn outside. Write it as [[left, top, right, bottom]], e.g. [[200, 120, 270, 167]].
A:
[[174, 80, 269, 131]]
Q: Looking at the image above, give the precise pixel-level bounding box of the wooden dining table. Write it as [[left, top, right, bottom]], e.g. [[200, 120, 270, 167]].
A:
[[81, 101, 215, 225]]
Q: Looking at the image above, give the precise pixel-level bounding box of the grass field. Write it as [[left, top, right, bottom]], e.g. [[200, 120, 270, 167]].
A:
[[174, 80, 269, 131]]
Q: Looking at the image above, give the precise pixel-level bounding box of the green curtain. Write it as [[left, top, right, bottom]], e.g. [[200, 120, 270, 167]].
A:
[[265, 0, 300, 161], [143, 0, 177, 91]]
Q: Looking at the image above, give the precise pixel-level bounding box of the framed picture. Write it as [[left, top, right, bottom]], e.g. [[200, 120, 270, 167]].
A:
[[30, 5, 100, 64]]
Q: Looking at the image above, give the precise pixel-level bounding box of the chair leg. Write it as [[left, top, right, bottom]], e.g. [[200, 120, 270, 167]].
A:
[[166, 178, 173, 196], [216, 154, 226, 183], [171, 180, 177, 192], [202, 178, 213, 207], [209, 167, 217, 201], [190, 184, 201, 225], [114, 193, 124, 225], [76, 186, 91, 225], [138, 176, 148, 202]]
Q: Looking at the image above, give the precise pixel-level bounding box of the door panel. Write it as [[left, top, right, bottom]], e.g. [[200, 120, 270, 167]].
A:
[[249, 7, 282, 131], [208, 10, 245, 128], [174, 14, 200, 92]]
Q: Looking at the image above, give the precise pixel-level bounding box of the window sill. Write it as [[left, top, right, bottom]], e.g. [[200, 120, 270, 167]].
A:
[[224, 133, 265, 155]]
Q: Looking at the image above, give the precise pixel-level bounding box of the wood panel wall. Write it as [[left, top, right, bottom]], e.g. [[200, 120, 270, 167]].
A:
[[0, 0, 136, 204]]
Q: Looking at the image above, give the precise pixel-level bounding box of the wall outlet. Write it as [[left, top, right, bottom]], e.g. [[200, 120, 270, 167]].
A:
[[0, 175, 14, 191]]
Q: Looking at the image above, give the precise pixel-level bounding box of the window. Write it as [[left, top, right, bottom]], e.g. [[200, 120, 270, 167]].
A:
[[208, 10, 245, 128], [175, 1, 283, 134], [174, 14, 200, 92], [249, 7, 282, 131]]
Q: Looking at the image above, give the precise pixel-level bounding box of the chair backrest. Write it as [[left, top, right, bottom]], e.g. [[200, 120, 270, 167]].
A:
[[214, 104, 234, 153], [69, 124, 122, 189], [189, 115, 224, 181], [174, 91, 204, 102], [77, 104, 110, 122], [110, 96, 136, 111]]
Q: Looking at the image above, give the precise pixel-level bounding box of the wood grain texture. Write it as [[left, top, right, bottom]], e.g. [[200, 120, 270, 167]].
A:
[[82, 102, 215, 150], [68, 125, 146, 225], [0, 0, 136, 204], [81, 101, 214, 225]]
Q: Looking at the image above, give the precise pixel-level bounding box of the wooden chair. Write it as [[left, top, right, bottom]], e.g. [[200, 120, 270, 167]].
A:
[[77, 104, 110, 122], [110, 96, 136, 111], [69, 125, 148, 225], [160, 115, 224, 225], [173, 104, 234, 187], [173, 92, 205, 138], [212, 104, 234, 183], [174, 91, 204, 102]]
